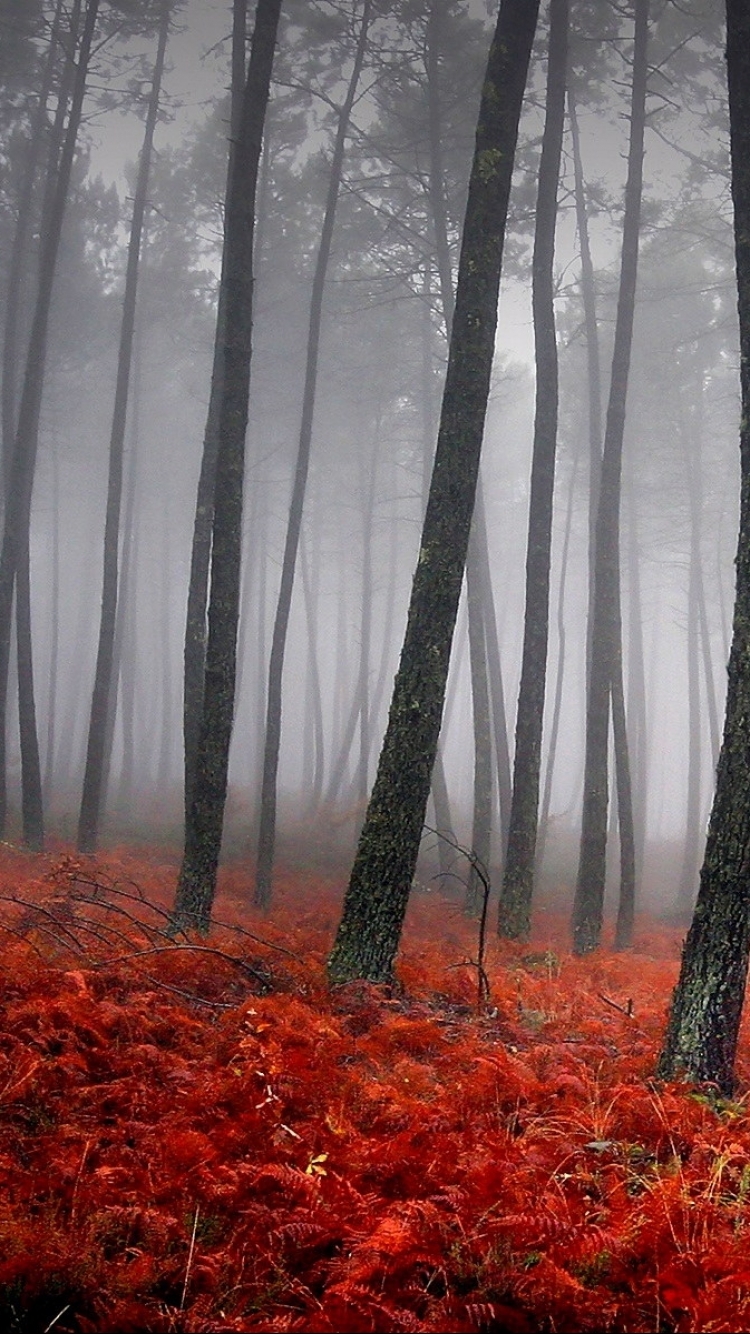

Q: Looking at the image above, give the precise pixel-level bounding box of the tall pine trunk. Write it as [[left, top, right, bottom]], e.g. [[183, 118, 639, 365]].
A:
[[183, 0, 248, 831], [572, 0, 648, 954], [77, 0, 170, 853], [655, 0, 750, 1094], [171, 0, 282, 934], [328, 0, 539, 987], [0, 0, 98, 839], [499, 0, 568, 939]]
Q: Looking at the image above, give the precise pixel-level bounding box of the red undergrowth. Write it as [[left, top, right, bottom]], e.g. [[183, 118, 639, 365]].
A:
[[1, 845, 750, 1332]]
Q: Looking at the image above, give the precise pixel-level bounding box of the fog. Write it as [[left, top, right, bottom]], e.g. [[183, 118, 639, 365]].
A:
[[0, 0, 736, 918]]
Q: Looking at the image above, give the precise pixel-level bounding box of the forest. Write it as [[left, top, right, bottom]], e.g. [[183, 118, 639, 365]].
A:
[[2, 0, 750, 1329]]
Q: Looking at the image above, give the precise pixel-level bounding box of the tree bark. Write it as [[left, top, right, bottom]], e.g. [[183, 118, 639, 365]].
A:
[[572, 0, 648, 954], [656, 0, 750, 1091], [172, 0, 282, 934], [328, 0, 539, 986], [499, 0, 568, 939], [183, 0, 248, 831]]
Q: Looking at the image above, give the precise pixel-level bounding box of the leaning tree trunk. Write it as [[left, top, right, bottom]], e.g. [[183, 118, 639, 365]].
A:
[[0, 0, 98, 840], [327, 0, 539, 987], [655, 0, 750, 1095], [572, 0, 648, 955], [77, 0, 170, 853], [254, 0, 373, 909], [171, 0, 282, 934], [426, 0, 503, 900], [499, 0, 568, 940]]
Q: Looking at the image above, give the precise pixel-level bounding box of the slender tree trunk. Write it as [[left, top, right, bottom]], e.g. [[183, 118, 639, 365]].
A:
[[16, 533, 43, 848], [328, 0, 539, 986], [473, 483, 512, 853], [499, 0, 568, 939], [625, 466, 648, 889], [426, 0, 500, 887], [677, 498, 702, 912], [300, 530, 325, 812], [255, 0, 373, 908], [572, 0, 648, 954], [572, 75, 640, 946], [9, 0, 79, 849], [172, 0, 282, 934], [183, 0, 248, 830], [356, 423, 380, 808], [655, 0, 750, 1094], [43, 445, 60, 804], [568, 85, 602, 683], [536, 452, 578, 878], [419, 266, 455, 881], [1, 0, 67, 487], [0, 0, 98, 840], [612, 610, 636, 948], [77, 0, 170, 852]]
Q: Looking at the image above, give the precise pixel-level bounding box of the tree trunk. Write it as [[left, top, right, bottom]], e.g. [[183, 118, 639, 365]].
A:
[[536, 452, 578, 878], [327, 0, 539, 986], [656, 0, 750, 1093], [466, 520, 493, 914], [0, 0, 98, 840], [183, 0, 248, 831], [1, 0, 68, 488], [572, 0, 648, 954], [255, 0, 373, 909], [77, 0, 170, 853], [171, 0, 282, 934], [426, 0, 500, 891], [499, 0, 568, 940]]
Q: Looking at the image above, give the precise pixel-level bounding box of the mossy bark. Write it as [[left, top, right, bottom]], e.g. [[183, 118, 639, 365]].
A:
[[499, 0, 568, 940], [656, 0, 750, 1096], [172, 0, 281, 934], [328, 0, 539, 987]]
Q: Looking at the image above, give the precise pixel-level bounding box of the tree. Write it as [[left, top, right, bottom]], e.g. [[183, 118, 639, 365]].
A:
[[498, 0, 568, 940], [77, 0, 171, 854], [254, 0, 374, 910], [655, 0, 750, 1095], [571, 0, 649, 955], [171, 0, 283, 934], [182, 0, 248, 835], [327, 0, 539, 987], [0, 0, 99, 843]]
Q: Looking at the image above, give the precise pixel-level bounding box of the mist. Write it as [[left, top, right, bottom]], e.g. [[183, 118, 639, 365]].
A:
[[0, 0, 736, 920]]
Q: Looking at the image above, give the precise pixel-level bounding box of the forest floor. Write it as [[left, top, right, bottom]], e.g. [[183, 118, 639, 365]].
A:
[[1, 844, 750, 1333]]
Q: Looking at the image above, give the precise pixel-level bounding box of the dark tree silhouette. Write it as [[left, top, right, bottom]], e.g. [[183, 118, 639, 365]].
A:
[[572, 0, 648, 955], [499, 0, 568, 940], [77, 0, 171, 854], [171, 0, 282, 934], [328, 0, 539, 987], [0, 0, 99, 844], [656, 0, 750, 1096], [182, 0, 248, 834]]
